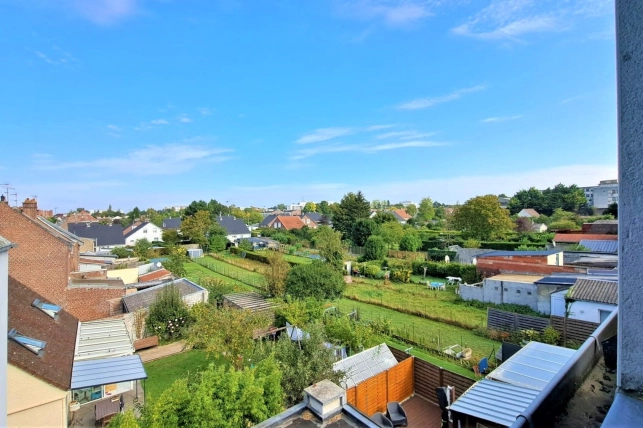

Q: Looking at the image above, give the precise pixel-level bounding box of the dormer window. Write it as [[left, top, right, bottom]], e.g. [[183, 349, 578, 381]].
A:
[[32, 299, 62, 320], [8, 329, 46, 356]]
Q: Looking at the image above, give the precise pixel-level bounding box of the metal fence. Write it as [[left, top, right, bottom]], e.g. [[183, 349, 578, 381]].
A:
[[487, 308, 551, 332]]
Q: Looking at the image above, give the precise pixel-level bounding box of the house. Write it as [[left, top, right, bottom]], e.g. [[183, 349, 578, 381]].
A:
[[475, 249, 584, 277], [215, 215, 251, 242], [124, 221, 163, 245], [7, 276, 77, 427], [0, 198, 127, 321], [391, 209, 412, 224], [67, 222, 125, 250], [551, 278, 617, 324], [65, 210, 98, 223], [138, 268, 173, 282], [532, 223, 548, 233], [517, 208, 540, 218], [553, 233, 618, 246], [1, 235, 16, 426], [260, 214, 278, 228], [271, 215, 306, 231], [122, 278, 208, 313], [299, 213, 319, 228], [162, 218, 181, 230]]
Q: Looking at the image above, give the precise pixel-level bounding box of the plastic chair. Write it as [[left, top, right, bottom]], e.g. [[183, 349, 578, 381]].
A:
[[386, 402, 408, 427], [479, 357, 488, 374], [371, 412, 394, 428]]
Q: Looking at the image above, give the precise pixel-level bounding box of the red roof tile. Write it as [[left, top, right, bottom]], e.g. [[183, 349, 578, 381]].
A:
[[138, 268, 172, 282], [275, 216, 306, 230], [393, 209, 411, 220]]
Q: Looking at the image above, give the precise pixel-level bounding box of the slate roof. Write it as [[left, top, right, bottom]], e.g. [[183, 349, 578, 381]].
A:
[[67, 222, 125, 246], [162, 218, 181, 229], [554, 233, 618, 243], [8, 277, 78, 391], [124, 221, 155, 239], [260, 214, 278, 227], [216, 215, 251, 235], [302, 212, 323, 223], [578, 240, 619, 253], [0, 234, 15, 252], [36, 217, 85, 245], [122, 279, 204, 312], [478, 249, 562, 257], [122, 221, 142, 235], [568, 279, 618, 305], [448, 246, 496, 264], [275, 215, 306, 230]]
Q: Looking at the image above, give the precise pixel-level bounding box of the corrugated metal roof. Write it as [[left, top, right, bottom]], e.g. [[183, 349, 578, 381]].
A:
[[488, 342, 575, 391], [74, 319, 134, 361], [223, 292, 274, 312], [568, 279, 618, 305], [71, 355, 147, 389], [579, 240, 619, 253], [448, 380, 539, 426], [333, 344, 397, 389], [535, 276, 578, 286]]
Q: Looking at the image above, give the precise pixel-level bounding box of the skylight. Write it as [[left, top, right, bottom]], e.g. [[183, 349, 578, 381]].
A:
[[8, 329, 46, 356], [32, 298, 61, 320]]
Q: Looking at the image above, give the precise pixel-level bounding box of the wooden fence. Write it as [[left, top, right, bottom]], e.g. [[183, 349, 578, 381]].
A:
[[487, 308, 551, 333], [551, 316, 600, 344], [345, 357, 414, 416], [387, 250, 428, 260], [390, 348, 475, 404]]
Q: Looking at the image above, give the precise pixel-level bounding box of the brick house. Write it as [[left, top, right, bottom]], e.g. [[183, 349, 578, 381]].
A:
[[0, 199, 126, 321], [271, 215, 306, 230]]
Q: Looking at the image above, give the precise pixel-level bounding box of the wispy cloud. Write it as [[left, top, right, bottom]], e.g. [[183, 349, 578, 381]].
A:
[[366, 124, 397, 131], [178, 115, 192, 123], [198, 107, 213, 116], [480, 115, 523, 123], [376, 130, 436, 140], [34, 46, 78, 67], [296, 127, 354, 144], [107, 124, 121, 131], [291, 140, 445, 160], [70, 0, 139, 25], [33, 143, 234, 175], [336, 0, 435, 26], [150, 119, 169, 125], [396, 85, 486, 110], [452, 0, 612, 41], [560, 94, 588, 104], [366, 141, 444, 152], [107, 132, 121, 138]]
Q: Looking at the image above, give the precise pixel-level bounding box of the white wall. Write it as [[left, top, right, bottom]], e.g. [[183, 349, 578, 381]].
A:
[[567, 301, 616, 324], [126, 223, 163, 245], [0, 245, 10, 427]]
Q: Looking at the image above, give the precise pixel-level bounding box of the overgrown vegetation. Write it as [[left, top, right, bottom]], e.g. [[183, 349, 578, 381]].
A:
[[146, 285, 192, 342]]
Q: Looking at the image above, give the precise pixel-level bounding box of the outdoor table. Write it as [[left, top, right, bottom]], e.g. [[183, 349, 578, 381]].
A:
[[95, 396, 121, 422]]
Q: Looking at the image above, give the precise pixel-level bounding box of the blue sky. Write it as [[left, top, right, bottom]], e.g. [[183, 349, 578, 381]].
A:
[[0, 0, 617, 212]]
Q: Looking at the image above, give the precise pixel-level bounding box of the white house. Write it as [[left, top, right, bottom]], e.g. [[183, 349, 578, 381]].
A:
[[532, 223, 548, 233], [215, 215, 251, 243], [124, 221, 163, 245], [518, 208, 541, 218], [550, 278, 617, 323]]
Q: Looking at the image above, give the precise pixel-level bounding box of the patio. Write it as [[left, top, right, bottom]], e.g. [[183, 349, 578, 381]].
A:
[[69, 380, 144, 427], [400, 395, 444, 428]]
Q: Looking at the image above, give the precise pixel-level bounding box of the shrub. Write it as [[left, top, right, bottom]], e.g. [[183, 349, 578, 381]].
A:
[[146, 285, 192, 341], [111, 247, 131, 259], [363, 264, 381, 278], [462, 238, 481, 249], [363, 235, 387, 261], [411, 260, 481, 284], [399, 233, 422, 252], [541, 326, 561, 345], [284, 261, 346, 300]]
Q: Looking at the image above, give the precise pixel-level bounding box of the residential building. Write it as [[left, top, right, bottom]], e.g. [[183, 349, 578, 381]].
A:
[[498, 196, 510, 209], [260, 214, 278, 228], [0, 198, 127, 321], [67, 222, 125, 250], [124, 221, 163, 245], [399, 200, 418, 208], [162, 217, 181, 230], [371, 208, 412, 224], [65, 210, 98, 224], [475, 249, 584, 277], [550, 279, 617, 323], [215, 215, 252, 242], [581, 179, 619, 209], [288, 201, 307, 211], [517, 208, 540, 218], [553, 233, 618, 246], [299, 213, 319, 228], [1, 235, 16, 427], [271, 215, 306, 231]]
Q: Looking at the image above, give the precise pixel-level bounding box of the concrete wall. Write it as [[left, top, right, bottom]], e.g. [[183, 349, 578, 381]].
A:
[[183, 290, 209, 306], [459, 283, 485, 303], [567, 301, 616, 324], [460, 278, 558, 314], [78, 263, 104, 272], [617, 0, 643, 392], [7, 365, 68, 428], [106, 267, 139, 284]]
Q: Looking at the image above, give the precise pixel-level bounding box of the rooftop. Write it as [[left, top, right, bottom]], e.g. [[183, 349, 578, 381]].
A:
[[478, 249, 562, 257], [216, 215, 251, 235], [487, 274, 545, 283], [333, 344, 398, 389], [578, 239, 619, 253], [568, 278, 618, 305], [122, 278, 205, 312], [223, 292, 274, 312], [67, 222, 125, 246], [554, 233, 618, 243], [74, 318, 134, 361], [138, 268, 172, 282]]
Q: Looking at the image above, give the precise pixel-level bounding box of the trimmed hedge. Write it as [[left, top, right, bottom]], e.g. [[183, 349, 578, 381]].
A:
[[411, 260, 481, 284], [426, 249, 457, 262]]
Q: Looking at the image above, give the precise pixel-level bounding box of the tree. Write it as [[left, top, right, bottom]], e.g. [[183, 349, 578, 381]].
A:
[[332, 191, 371, 237], [209, 235, 228, 252], [515, 217, 534, 233], [276, 297, 323, 328], [207, 199, 230, 217], [133, 238, 153, 259], [508, 184, 587, 216], [324, 316, 376, 355], [181, 210, 212, 249], [549, 220, 580, 231], [284, 261, 345, 300], [399, 232, 422, 252], [405, 204, 417, 217], [302, 202, 317, 213], [508, 188, 545, 215], [371, 211, 397, 224], [451, 195, 515, 240], [318, 200, 331, 215], [162, 246, 189, 277], [313, 226, 345, 271], [376, 221, 404, 246], [144, 358, 283, 427], [462, 238, 481, 249], [188, 306, 271, 369], [604, 202, 618, 218], [184, 200, 209, 218], [363, 235, 387, 261], [111, 247, 131, 259], [264, 251, 290, 297], [351, 219, 378, 247], [238, 239, 253, 251], [276, 203, 287, 210], [162, 229, 181, 246], [417, 197, 435, 223]]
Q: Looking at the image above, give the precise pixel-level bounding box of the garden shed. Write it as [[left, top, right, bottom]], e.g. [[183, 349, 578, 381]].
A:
[[223, 292, 274, 313]]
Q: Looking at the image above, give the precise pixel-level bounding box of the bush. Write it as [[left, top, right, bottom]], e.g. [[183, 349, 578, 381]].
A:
[[111, 247, 131, 259], [363, 235, 387, 261], [411, 260, 481, 284], [146, 285, 192, 341], [462, 238, 481, 249], [363, 264, 381, 278], [426, 249, 457, 262], [399, 233, 422, 252], [541, 326, 561, 345], [284, 261, 346, 300]]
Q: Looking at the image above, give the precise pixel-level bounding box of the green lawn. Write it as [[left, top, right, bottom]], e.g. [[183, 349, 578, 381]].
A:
[[185, 261, 253, 291], [336, 299, 500, 363], [144, 350, 227, 399], [386, 339, 477, 380], [344, 280, 487, 329], [197, 256, 267, 288]]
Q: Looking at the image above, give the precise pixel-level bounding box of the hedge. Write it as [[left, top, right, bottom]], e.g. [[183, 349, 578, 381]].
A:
[[426, 249, 457, 262], [411, 260, 481, 284], [478, 242, 524, 251]]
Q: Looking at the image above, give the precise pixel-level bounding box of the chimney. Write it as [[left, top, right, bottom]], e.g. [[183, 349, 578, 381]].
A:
[[21, 198, 38, 219], [303, 380, 346, 422], [0, 195, 6, 204]]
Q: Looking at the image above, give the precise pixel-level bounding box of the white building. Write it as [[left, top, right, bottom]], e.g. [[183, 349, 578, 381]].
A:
[[124, 221, 163, 245], [550, 278, 617, 323], [0, 235, 16, 427], [288, 201, 307, 211], [581, 179, 619, 209]]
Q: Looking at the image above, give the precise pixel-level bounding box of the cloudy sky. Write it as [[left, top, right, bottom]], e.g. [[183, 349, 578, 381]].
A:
[[0, 0, 617, 212]]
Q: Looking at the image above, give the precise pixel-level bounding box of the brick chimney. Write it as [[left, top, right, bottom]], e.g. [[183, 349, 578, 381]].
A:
[[21, 198, 38, 218], [0, 195, 6, 204]]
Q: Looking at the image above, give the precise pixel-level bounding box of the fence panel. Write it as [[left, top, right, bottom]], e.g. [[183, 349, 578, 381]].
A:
[[387, 250, 427, 260], [487, 308, 550, 332], [387, 358, 414, 404], [550, 316, 600, 343], [442, 371, 475, 399], [413, 358, 442, 404], [390, 347, 411, 362]]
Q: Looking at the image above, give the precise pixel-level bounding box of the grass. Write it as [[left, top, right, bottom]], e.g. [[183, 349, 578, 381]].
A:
[[344, 280, 487, 329], [197, 255, 267, 288], [336, 298, 500, 363], [144, 350, 227, 399], [185, 261, 253, 290], [386, 339, 477, 380]]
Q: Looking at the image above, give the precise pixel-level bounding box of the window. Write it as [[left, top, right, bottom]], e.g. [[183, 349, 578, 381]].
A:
[[516, 290, 521, 294], [8, 329, 46, 356], [32, 299, 61, 320], [143, 229, 147, 233], [504, 288, 508, 292], [494, 287, 498, 290], [527, 291, 532, 295]]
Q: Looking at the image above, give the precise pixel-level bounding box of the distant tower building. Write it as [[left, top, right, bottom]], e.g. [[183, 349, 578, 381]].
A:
[[581, 179, 619, 209]]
